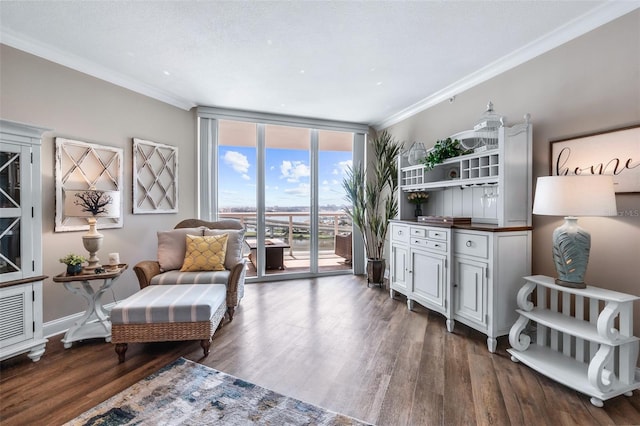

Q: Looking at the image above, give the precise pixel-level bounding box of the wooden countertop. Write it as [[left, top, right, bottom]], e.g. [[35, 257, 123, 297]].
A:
[[390, 219, 532, 232]]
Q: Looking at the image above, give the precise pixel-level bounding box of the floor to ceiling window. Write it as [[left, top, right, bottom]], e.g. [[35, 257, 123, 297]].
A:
[[198, 108, 367, 281]]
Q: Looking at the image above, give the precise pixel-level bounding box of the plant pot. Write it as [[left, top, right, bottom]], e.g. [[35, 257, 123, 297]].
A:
[[66, 264, 83, 276], [366, 258, 385, 288]]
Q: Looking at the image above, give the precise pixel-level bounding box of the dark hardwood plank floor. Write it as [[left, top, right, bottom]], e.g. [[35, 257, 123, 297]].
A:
[[2, 275, 639, 425]]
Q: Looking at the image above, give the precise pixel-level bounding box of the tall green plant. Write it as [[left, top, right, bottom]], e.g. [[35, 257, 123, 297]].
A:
[[342, 131, 403, 260]]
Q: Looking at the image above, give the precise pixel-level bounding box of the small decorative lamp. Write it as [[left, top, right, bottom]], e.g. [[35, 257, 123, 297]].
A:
[[64, 189, 121, 273], [533, 175, 617, 288]]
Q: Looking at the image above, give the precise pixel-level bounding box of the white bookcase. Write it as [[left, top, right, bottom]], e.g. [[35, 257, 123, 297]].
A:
[[508, 275, 640, 407], [398, 115, 532, 227], [0, 120, 49, 362]]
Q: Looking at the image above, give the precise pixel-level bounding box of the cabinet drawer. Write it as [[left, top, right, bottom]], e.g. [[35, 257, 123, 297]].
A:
[[410, 227, 427, 238], [411, 238, 448, 252], [428, 229, 448, 241], [454, 232, 488, 259], [391, 223, 410, 243]]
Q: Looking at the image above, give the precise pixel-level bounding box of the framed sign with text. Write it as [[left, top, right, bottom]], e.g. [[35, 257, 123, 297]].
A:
[[550, 125, 639, 193]]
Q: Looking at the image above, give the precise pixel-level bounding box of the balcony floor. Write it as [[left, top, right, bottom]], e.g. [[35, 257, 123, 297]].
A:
[[245, 251, 352, 277]]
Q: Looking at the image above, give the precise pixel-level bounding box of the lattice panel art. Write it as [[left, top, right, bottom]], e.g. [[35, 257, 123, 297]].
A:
[[133, 138, 178, 214], [55, 138, 123, 232]]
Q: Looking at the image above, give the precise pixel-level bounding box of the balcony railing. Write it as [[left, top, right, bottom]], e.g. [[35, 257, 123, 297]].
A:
[[219, 212, 353, 274]]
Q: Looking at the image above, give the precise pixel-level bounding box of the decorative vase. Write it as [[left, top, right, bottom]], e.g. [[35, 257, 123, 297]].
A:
[[414, 204, 422, 218], [66, 264, 82, 276], [366, 258, 386, 288]]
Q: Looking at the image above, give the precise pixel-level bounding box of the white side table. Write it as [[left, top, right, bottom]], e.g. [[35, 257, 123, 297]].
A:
[[52, 264, 127, 348], [508, 275, 640, 407]]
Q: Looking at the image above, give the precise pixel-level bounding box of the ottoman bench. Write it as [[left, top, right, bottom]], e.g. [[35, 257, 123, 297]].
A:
[[110, 284, 227, 363]]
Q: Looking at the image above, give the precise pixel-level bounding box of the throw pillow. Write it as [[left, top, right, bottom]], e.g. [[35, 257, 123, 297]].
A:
[[204, 228, 245, 270], [180, 234, 229, 272], [157, 227, 206, 271]]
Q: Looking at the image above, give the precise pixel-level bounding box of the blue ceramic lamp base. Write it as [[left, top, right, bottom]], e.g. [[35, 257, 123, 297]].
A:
[[551, 217, 590, 289]]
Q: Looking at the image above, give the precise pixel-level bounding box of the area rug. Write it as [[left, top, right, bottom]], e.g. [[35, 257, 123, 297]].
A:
[[65, 357, 372, 425]]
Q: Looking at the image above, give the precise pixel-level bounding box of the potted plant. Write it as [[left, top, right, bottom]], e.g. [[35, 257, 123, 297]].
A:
[[407, 191, 429, 217], [422, 137, 470, 170], [59, 253, 86, 276], [342, 130, 403, 286]]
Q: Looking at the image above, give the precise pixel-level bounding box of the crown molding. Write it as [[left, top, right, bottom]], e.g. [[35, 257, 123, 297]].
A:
[[0, 28, 196, 111], [373, 2, 640, 130]]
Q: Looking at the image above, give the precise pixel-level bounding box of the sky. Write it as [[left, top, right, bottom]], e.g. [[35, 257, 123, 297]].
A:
[[218, 146, 352, 209]]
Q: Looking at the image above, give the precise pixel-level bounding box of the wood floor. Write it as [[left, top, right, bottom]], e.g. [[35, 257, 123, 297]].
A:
[[2, 275, 640, 425]]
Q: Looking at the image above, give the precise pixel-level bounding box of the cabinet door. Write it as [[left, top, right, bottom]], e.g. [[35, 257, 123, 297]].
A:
[[0, 143, 32, 282], [0, 283, 34, 349], [411, 249, 446, 309], [454, 257, 487, 326], [390, 243, 409, 293]]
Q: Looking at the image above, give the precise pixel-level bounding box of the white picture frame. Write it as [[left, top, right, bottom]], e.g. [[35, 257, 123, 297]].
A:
[[133, 138, 179, 214], [550, 125, 639, 194], [55, 138, 124, 232]]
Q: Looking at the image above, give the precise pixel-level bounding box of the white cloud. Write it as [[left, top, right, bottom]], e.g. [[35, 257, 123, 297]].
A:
[[223, 151, 250, 174], [280, 160, 309, 182], [338, 160, 352, 174], [242, 174, 250, 180]]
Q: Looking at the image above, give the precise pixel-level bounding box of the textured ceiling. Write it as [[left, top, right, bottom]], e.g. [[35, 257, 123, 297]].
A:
[[0, 1, 637, 127]]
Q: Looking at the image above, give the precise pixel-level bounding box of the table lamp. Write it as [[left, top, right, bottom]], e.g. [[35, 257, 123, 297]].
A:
[[64, 189, 121, 273], [533, 175, 616, 288]]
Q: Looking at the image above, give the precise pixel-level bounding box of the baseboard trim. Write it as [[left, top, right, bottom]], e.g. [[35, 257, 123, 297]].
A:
[[43, 302, 117, 339]]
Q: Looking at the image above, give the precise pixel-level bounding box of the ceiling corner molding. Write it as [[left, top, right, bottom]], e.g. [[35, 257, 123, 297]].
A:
[[0, 28, 196, 111], [373, 2, 640, 130]]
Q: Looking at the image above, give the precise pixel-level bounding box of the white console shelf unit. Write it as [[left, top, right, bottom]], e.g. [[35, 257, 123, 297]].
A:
[[508, 275, 640, 407]]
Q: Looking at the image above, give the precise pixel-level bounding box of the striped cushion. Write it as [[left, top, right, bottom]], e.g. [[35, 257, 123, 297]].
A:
[[149, 270, 230, 286], [111, 284, 226, 325]]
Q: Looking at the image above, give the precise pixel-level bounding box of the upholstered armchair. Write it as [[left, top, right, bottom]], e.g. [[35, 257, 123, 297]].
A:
[[133, 219, 247, 320]]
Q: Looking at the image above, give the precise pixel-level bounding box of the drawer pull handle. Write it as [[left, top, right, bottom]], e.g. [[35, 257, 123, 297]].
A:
[[434, 244, 440, 247], [398, 230, 403, 235], [466, 240, 472, 247]]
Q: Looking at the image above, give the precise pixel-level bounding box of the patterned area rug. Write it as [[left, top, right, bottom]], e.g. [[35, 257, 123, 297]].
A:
[[66, 358, 372, 425]]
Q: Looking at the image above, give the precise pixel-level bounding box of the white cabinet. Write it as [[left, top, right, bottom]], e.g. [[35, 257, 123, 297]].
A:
[[508, 275, 640, 407], [390, 222, 410, 296], [452, 228, 531, 352], [390, 223, 453, 329], [0, 120, 49, 362], [0, 281, 46, 362], [391, 112, 532, 352]]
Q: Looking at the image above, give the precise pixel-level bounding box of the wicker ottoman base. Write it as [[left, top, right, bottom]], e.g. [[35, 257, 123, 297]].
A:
[[111, 286, 227, 363]]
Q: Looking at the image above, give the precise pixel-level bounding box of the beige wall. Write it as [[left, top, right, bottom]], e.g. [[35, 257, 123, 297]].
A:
[[385, 11, 640, 330], [0, 45, 197, 323]]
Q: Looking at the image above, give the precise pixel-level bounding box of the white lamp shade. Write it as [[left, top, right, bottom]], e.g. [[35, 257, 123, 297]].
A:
[[64, 189, 121, 218], [533, 175, 617, 217]]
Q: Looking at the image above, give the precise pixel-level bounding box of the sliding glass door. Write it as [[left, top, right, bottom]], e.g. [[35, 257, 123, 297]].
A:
[[215, 119, 354, 280]]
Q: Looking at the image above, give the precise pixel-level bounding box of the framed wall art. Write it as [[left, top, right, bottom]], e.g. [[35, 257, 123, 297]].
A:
[[133, 138, 179, 214], [550, 125, 639, 193], [55, 138, 124, 232]]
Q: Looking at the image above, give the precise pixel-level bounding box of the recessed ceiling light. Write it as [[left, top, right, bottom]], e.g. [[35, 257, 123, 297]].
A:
[[267, 39, 273, 45], [300, 70, 305, 74], [376, 81, 383, 86], [163, 70, 171, 76], [370, 67, 376, 72]]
